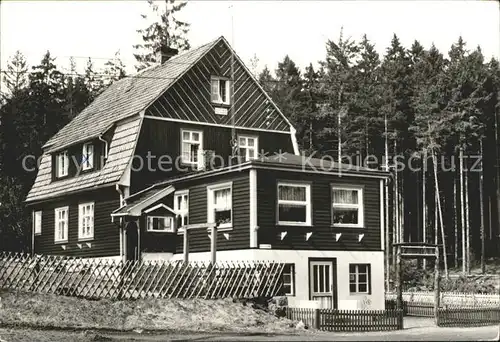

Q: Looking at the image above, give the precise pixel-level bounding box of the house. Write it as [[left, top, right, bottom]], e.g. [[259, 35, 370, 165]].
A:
[[26, 36, 390, 310]]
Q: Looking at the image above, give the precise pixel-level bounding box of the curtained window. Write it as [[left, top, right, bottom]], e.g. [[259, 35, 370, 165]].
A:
[[277, 182, 311, 226], [332, 186, 364, 227]]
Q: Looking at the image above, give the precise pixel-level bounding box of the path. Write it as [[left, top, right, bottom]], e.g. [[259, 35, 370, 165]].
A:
[[1, 323, 498, 342]]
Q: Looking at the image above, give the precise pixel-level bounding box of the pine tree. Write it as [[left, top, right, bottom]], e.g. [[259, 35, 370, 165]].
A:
[[104, 50, 127, 84], [258, 66, 275, 95], [347, 35, 384, 161], [296, 63, 321, 153], [133, 0, 190, 71], [249, 54, 260, 78], [84, 58, 106, 101], [274, 55, 302, 122], [317, 28, 359, 158], [2, 51, 29, 98]]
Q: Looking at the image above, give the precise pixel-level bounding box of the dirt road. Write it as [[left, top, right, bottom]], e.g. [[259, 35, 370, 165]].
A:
[[1, 325, 498, 342]]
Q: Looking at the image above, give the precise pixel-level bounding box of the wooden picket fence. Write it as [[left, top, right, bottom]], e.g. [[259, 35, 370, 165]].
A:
[[286, 307, 403, 331], [437, 306, 500, 327], [385, 299, 434, 317], [386, 291, 500, 306], [0, 253, 285, 300]]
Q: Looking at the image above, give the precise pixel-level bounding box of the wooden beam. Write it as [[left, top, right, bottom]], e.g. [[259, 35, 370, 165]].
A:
[[210, 224, 217, 264], [183, 227, 189, 263]]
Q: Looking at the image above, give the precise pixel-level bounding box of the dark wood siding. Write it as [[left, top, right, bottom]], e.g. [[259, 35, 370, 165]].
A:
[[171, 171, 250, 254], [32, 187, 120, 257], [130, 118, 293, 192], [145, 39, 290, 132], [257, 169, 382, 251], [139, 208, 177, 254]]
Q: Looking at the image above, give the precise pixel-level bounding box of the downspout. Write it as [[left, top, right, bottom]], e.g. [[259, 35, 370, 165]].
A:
[[116, 184, 124, 260], [98, 135, 109, 161]]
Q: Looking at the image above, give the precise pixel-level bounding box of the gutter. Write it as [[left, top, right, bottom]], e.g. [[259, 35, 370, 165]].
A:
[[25, 183, 116, 206]]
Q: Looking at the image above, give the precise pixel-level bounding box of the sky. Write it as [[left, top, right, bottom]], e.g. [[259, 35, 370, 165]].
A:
[[0, 0, 499, 78]]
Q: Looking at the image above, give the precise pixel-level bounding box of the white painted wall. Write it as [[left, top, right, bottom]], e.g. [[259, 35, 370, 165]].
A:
[[167, 249, 385, 310], [142, 252, 174, 261]]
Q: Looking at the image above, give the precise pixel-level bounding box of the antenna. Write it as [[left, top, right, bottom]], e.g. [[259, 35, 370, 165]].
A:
[[229, 2, 237, 161]]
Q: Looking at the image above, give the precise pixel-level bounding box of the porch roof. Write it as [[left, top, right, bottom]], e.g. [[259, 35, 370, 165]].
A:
[[111, 185, 175, 217]]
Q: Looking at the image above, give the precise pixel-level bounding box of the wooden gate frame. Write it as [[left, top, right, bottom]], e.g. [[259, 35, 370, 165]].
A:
[[393, 242, 441, 326]]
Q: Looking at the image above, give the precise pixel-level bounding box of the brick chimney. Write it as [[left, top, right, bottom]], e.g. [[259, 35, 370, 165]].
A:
[[155, 46, 179, 64]]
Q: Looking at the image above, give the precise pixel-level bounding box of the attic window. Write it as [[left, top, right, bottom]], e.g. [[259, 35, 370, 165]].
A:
[[82, 143, 94, 170], [55, 151, 69, 178], [211, 76, 230, 105]]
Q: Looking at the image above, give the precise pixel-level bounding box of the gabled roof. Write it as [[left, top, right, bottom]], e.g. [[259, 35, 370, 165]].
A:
[[44, 38, 220, 153], [112, 185, 175, 217]]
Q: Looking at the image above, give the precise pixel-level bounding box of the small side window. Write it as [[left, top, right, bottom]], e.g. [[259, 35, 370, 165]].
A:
[[33, 211, 42, 235]]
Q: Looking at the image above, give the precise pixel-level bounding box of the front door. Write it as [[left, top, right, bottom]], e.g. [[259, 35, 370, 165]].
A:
[[125, 221, 139, 261], [309, 259, 337, 308]]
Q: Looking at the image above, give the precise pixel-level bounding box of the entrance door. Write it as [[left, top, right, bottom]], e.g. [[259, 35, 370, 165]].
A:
[[309, 259, 337, 308], [125, 221, 139, 261]]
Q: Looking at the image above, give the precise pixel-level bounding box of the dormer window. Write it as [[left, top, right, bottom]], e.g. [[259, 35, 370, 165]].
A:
[[211, 76, 230, 105], [55, 151, 69, 178], [82, 143, 94, 170]]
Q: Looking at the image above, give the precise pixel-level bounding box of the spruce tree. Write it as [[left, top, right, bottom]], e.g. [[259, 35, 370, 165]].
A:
[[133, 0, 190, 71], [2, 51, 29, 98]]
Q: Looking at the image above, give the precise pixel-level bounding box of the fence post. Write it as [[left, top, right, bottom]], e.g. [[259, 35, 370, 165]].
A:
[[314, 309, 320, 329], [396, 246, 403, 312], [434, 245, 440, 326]]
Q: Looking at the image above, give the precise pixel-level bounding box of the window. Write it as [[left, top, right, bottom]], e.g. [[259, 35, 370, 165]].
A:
[[282, 264, 295, 296], [147, 216, 174, 233], [238, 135, 258, 161], [174, 190, 189, 227], [33, 211, 42, 235], [82, 143, 94, 170], [332, 186, 364, 227], [207, 182, 232, 229], [277, 182, 311, 226], [56, 151, 69, 178], [181, 129, 203, 166], [211, 76, 230, 105], [349, 264, 371, 294], [54, 206, 69, 243], [78, 202, 94, 240]]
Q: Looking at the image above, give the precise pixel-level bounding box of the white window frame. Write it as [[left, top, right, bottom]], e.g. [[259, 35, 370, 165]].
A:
[[238, 135, 259, 161], [147, 216, 174, 233], [207, 182, 233, 230], [82, 143, 94, 171], [174, 190, 189, 228], [276, 182, 312, 226], [33, 210, 42, 235], [349, 264, 371, 294], [54, 206, 69, 243], [331, 185, 364, 228], [56, 151, 69, 178], [282, 263, 295, 296], [210, 76, 230, 105], [180, 129, 203, 166], [78, 202, 94, 240]]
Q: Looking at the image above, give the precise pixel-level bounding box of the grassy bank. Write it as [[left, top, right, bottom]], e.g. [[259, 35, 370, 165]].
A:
[[0, 290, 299, 333]]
